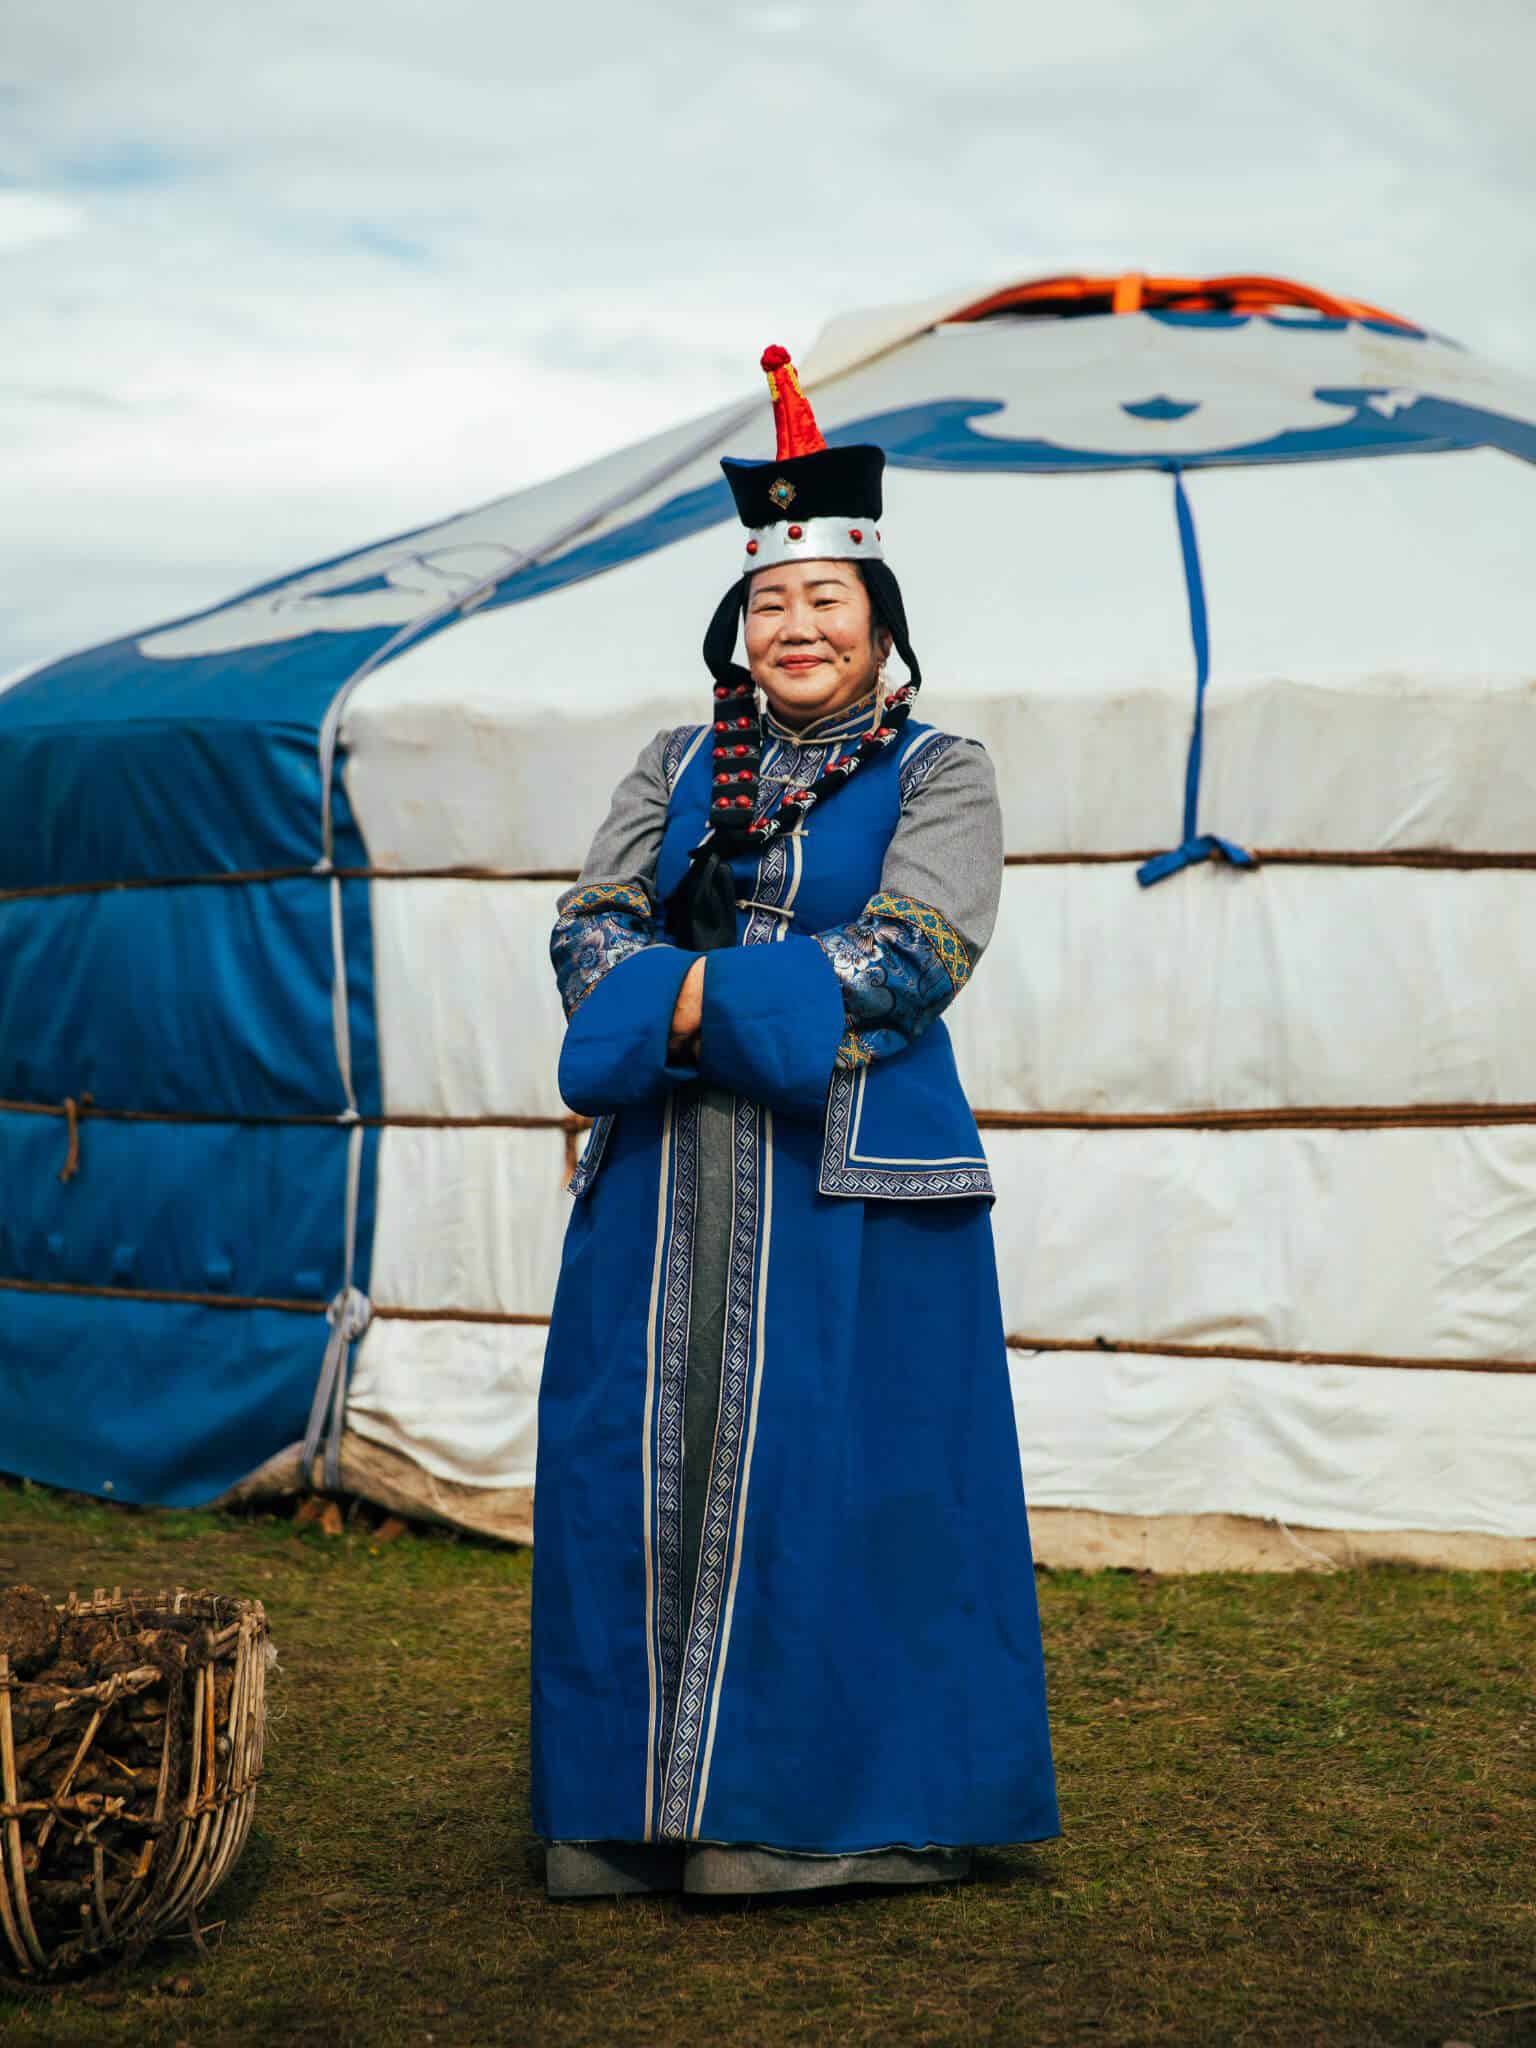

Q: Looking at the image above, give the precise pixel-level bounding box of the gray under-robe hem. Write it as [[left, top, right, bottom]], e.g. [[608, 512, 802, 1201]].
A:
[[544, 1840, 973, 1899]]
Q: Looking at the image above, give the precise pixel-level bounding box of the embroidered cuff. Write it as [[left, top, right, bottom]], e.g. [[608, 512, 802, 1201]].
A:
[[815, 893, 973, 1064], [550, 880, 658, 1018]]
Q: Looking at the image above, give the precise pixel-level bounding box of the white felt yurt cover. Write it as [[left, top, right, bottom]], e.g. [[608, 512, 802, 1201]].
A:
[[5, 271, 1536, 1561]]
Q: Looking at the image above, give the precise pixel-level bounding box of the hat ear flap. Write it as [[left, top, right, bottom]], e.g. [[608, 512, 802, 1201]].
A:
[[704, 576, 750, 686], [863, 560, 921, 689]]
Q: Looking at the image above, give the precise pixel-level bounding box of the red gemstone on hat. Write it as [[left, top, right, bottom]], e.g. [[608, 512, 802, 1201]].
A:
[[787, 524, 803, 540], [746, 539, 759, 555], [849, 528, 863, 543]]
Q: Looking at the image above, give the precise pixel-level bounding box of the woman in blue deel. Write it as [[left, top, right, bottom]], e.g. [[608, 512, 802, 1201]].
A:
[[531, 342, 1057, 1898]]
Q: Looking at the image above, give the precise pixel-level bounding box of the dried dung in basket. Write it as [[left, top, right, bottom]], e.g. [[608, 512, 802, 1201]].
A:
[[0, 1584, 271, 1980]]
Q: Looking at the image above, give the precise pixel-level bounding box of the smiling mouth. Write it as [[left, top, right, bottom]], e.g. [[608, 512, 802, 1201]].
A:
[[777, 656, 827, 671]]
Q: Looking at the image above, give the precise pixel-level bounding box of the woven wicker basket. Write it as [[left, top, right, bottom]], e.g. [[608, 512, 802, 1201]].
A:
[[0, 1586, 269, 1978]]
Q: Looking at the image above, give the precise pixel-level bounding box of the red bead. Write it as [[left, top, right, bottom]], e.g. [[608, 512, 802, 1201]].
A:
[[735, 794, 752, 808], [875, 725, 893, 740], [713, 719, 728, 732], [736, 717, 751, 729], [849, 528, 863, 543], [787, 523, 803, 540], [732, 744, 748, 757], [746, 539, 759, 555]]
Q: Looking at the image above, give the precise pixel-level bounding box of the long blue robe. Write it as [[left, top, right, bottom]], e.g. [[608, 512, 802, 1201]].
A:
[[531, 704, 1057, 1860]]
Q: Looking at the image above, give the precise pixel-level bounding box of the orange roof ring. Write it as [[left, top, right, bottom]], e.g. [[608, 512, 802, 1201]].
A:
[[950, 272, 1420, 331]]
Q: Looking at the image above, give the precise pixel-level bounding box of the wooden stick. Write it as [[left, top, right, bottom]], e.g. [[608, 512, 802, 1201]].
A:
[[0, 1655, 46, 1970], [1005, 1332, 1536, 1375], [0, 1660, 36, 1974], [91, 1844, 116, 1945], [35, 1702, 109, 1852]]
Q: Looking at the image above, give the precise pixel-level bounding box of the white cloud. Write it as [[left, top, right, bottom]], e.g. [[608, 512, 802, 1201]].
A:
[[0, 190, 87, 252], [3, 0, 1534, 674]]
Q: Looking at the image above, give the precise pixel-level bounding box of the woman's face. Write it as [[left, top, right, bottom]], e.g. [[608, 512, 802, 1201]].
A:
[[743, 559, 892, 727]]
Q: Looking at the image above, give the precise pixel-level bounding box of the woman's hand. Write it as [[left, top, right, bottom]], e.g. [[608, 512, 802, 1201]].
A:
[[668, 957, 706, 1065]]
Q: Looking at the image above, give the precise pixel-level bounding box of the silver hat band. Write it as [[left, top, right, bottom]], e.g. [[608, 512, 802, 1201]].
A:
[[741, 516, 885, 575]]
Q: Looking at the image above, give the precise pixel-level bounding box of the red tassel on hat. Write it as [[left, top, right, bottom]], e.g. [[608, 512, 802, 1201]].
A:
[[760, 344, 826, 460]]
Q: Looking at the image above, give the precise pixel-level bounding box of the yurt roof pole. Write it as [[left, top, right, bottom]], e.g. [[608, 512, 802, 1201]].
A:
[[798, 269, 1426, 392], [310, 394, 762, 871], [946, 272, 1422, 327]]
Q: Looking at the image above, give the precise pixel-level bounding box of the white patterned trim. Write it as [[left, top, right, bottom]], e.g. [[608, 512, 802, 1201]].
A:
[[694, 1104, 773, 1828], [898, 729, 965, 807], [650, 1092, 701, 1817], [566, 1112, 614, 1197], [818, 1064, 994, 1201], [663, 723, 709, 793], [639, 1097, 675, 1838], [659, 1095, 765, 1839]]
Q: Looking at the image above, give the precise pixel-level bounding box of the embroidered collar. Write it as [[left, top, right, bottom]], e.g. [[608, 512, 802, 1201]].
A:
[[762, 689, 880, 746]]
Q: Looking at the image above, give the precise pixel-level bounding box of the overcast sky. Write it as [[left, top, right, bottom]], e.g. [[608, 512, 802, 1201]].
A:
[[4, 0, 1533, 677]]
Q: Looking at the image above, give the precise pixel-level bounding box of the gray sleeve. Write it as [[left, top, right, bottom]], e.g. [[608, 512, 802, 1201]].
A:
[[559, 728, 674, 914], [878, 739, 1004, 962]]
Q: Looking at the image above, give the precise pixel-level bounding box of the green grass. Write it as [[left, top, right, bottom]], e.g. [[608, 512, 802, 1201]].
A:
[[0, 1480, 1532, 2047]]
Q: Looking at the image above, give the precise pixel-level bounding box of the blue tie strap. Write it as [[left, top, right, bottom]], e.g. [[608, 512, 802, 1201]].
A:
[[1137, 833, 1259, 888], [1137, 467, 1255, 888]]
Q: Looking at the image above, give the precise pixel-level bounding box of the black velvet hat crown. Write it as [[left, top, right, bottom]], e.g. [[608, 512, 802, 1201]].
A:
[[720, 443, 885, 530]]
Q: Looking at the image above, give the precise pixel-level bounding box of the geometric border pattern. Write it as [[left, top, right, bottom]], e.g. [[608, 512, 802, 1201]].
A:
[[819, 1063, 994, 1201]]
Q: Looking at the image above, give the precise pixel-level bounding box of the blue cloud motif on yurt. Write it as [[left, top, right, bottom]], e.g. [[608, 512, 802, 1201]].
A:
[[63, 310, 1529, 693]]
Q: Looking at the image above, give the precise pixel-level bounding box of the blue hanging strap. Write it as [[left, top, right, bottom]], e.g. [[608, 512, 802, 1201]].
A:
[[1136, 468, 1256, 889]]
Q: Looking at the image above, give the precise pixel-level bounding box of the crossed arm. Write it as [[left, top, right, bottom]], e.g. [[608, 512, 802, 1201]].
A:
[[549, 732, 1002, 1117]]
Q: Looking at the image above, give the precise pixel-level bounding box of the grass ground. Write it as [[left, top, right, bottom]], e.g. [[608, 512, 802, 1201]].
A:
[[0, 1482, 1531, 2048]]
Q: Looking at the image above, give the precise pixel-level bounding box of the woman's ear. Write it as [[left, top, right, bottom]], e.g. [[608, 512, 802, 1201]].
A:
[[878, 626, 894, 663]]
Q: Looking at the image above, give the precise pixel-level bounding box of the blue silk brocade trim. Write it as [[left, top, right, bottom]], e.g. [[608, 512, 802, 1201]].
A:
[[550, 880, 657, 1017], [814, 892, 973, 1070]]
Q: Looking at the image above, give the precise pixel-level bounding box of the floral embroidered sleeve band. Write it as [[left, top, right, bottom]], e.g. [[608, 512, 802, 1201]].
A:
[[815, 895, 973, 1067], [813, 738, 1002, 1069], [548, 729, 674, 1017], [551, 880, 658, 1017]]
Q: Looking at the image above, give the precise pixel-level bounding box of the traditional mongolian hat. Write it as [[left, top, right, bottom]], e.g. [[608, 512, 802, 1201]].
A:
[[671, 345, 923, 945]]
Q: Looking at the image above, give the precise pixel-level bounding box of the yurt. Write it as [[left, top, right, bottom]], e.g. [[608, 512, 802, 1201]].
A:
[[4, 269, 1535, 1567]]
